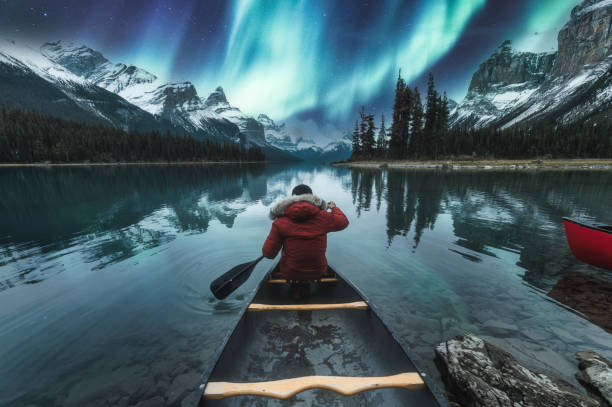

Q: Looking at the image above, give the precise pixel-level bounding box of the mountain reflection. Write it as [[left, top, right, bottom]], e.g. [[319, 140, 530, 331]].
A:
[[0, 164, 268, 289], [350, 168, 612, 291]]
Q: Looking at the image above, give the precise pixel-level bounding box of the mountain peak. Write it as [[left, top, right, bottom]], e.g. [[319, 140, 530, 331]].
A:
[[257, 113, 274, 126], [160, 82, 198, 98], [41, 40, 109, 78], [468, 46, 555, 93], [204, 86, 229, 107], [41, 40, 157, 93]]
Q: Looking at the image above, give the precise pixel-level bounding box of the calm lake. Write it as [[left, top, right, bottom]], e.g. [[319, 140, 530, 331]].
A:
[[1, 164, 611, 406]]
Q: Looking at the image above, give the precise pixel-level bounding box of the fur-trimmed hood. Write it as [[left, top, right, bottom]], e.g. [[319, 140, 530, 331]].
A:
[[269, 194, 327, 220]]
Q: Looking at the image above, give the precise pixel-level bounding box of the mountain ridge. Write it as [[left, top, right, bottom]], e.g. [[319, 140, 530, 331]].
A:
[[0, 39, 333, 161], [450, 0, 612, 130]]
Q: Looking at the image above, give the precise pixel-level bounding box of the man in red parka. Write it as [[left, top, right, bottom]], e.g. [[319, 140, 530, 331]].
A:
[[262, 184, 349, 294]]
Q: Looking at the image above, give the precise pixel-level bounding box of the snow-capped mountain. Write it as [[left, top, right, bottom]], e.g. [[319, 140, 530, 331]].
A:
[[0, 39, 307, 160], [41, 41, 157, 94], [39, 41, 284, 152], [0, 38, 184, 134], [260, 114, 316, 152], [451, 0, 612, 129], [259, 114, 351, 162], [451, 41, 556, 128], [318, 132, 353, 163]]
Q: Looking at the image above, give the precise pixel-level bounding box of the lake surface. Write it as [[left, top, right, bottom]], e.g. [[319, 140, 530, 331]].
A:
[[1, 164, 611, 407]]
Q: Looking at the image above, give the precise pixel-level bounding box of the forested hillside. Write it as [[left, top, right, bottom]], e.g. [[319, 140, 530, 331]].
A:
[[0, 105, 265, 163], [349, 72, 612, 161]]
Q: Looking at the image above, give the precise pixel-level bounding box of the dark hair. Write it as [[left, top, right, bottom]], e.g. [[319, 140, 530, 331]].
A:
[[292, 184, 312, 196]]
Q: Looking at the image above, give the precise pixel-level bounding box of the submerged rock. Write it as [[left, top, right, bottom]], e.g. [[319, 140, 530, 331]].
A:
[[547, 272, 612, 334], [435, 334, 601, 407], [576, 351, 612, 406]]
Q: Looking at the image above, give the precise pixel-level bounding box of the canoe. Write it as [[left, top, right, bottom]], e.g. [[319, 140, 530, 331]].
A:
[[563, 217, 612, 271], [199, 263, 447, 406]]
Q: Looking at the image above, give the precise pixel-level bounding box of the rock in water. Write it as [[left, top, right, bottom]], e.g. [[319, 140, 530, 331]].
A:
[[548, 272, 612, 334], [576, 351, 612, 406], [435, 334, 601, 407]]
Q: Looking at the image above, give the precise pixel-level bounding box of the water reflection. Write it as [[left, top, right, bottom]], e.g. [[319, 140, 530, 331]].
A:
[[351, 168, 612, 291], [0, 164, 268, 289], [0, 164, 611, 407]]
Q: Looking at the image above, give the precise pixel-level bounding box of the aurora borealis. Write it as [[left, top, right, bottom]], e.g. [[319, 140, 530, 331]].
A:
[[0, 0, 580, 126]]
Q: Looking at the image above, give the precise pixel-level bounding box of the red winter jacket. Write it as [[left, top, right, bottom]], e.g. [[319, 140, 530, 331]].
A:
[[262, 195, 349, 280]]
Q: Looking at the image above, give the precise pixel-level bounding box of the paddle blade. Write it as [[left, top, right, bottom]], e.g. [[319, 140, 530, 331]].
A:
[[210, 257, 263, 300]]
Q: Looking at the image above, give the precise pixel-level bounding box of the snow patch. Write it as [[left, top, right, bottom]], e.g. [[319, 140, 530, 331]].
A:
[[0, 38, 87, 86], [577, 0, 612, 16], [491, 88, 538, 110]]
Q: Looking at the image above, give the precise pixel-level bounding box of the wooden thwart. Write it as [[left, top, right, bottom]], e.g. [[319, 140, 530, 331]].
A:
[[247, 301, 368, 311], [203, 372, 425, 400], [268, 277, 339, 284]]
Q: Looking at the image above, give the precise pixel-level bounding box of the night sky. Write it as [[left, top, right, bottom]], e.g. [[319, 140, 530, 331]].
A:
[[0, 0, 579, 130]]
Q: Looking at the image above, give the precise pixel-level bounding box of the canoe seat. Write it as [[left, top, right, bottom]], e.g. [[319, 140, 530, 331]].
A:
[[248, 301, 368, 311], [268, 277, 339, 284], [203, 372, 425, 400], [268, 267, 338, 284]]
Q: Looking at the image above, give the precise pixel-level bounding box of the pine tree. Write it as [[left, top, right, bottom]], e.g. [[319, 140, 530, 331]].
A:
[[400, 86, 413, 159], [359, 106, 368, 154], [438, 92, 450, 158], [351, 120, 361, 158], [409, 87, 424, 158], [376, 113, 387, 155], [389, 70, 406, 159], [363, 113, 376, 156], [424, 72, 438, 159]]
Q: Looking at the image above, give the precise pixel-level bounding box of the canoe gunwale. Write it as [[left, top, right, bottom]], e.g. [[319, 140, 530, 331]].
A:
[[196, 261, 276, 404], [196, 261, 450, 407], [563, 216, 612, 235]]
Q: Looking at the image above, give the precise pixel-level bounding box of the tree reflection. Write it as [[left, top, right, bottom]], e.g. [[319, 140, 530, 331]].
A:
[[352, 169, 442, 248], [350, 167, 612, 292]]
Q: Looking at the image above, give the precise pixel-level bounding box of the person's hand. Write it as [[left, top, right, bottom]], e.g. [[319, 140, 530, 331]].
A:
[[328, 201, 336, 209]]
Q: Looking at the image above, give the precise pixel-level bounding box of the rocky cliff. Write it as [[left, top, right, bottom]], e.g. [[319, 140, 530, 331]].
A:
[[555, 0, 612, 77], [452, 42, 556, 128], [469, 41, 556, 93], [451, 0, 612, 129]]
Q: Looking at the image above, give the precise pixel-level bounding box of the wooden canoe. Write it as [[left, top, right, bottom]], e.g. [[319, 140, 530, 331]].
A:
[[199, 264, 447, 406], [563, 217, 612, 271]]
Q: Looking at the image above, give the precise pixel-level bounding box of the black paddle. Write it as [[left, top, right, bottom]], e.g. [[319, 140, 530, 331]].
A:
[[210, 256, 264, 300]]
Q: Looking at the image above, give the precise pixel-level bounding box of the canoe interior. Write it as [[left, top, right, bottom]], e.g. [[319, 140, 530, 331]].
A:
[[200, 265, 440, 406]]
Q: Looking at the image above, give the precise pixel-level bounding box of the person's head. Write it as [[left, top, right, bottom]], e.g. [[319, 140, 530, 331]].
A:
[[292, 184, 312, 196]]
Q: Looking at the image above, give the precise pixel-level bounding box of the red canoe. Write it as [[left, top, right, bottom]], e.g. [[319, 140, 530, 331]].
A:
[[563, 217, 612, 271]]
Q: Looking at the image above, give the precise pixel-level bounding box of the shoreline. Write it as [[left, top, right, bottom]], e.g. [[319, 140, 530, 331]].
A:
[[333, 159, 612, 170], [0, 161, 267, 167]]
